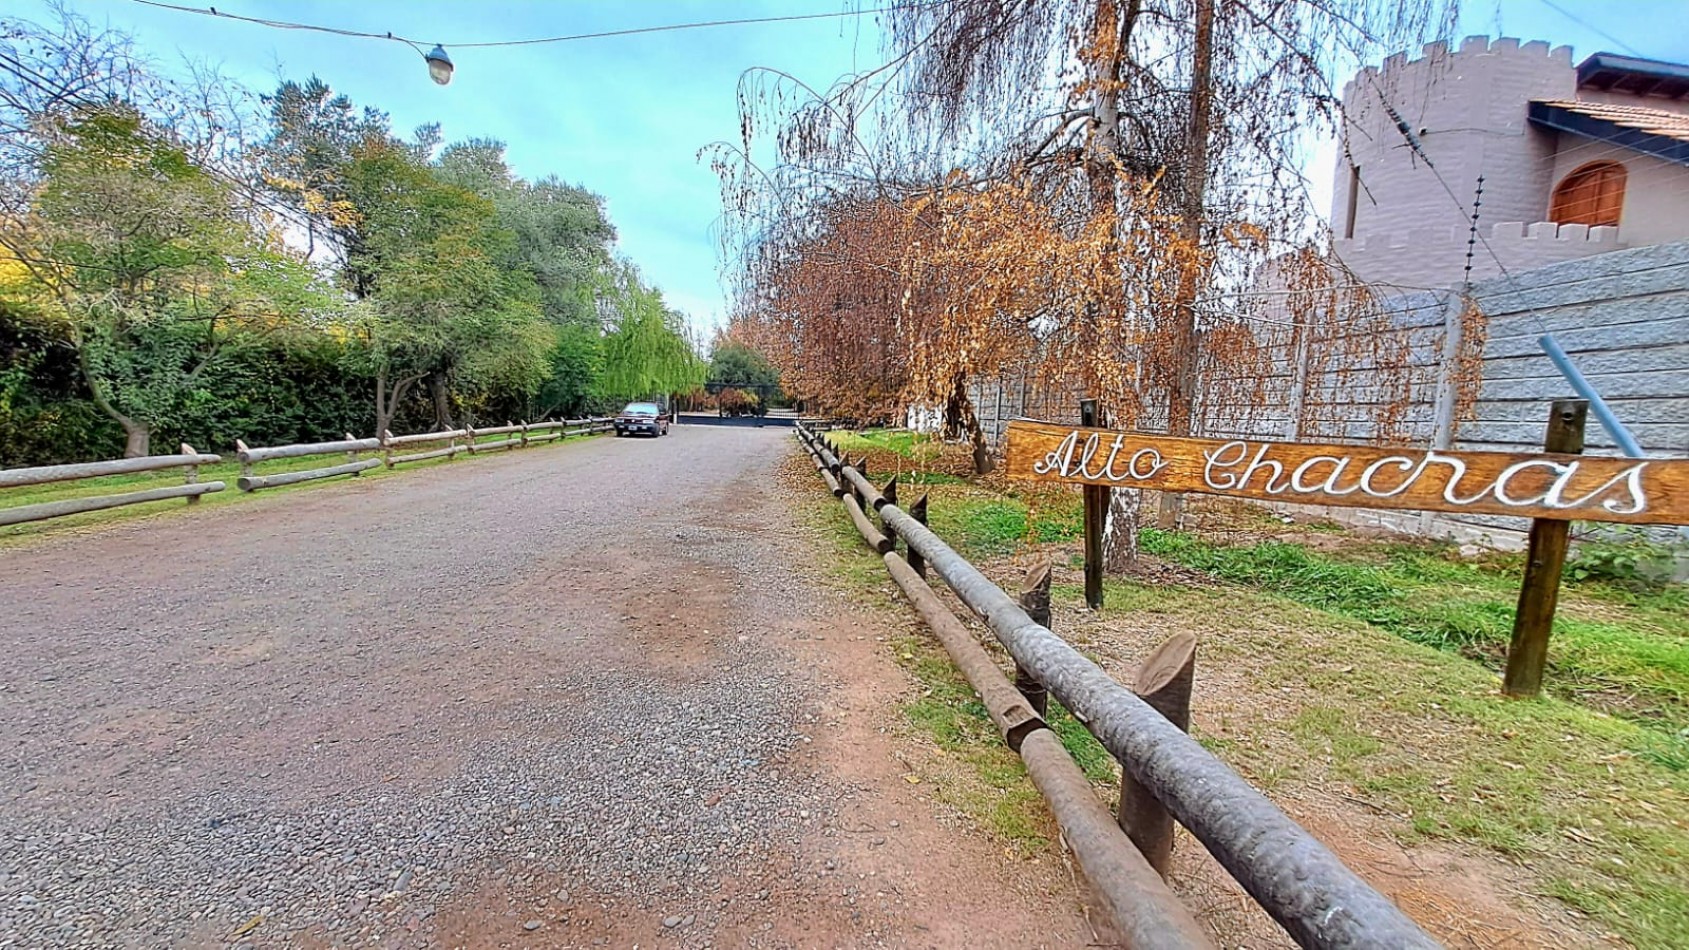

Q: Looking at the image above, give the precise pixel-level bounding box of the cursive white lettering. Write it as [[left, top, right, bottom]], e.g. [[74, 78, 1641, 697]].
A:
[[1100, 436, 1129, 480], [1129, 448, 1169, 480], [1289, 456, 1355, 495], [1203, 441, 1249, 490], [1556, 462, 1650, 515], [1034, 431, 1080, 476], [1076, 433, 1105, 480], [1358, 456, 1417, 497], [1238, 444, 1292, 494], [1493, 459, 1575, 507]]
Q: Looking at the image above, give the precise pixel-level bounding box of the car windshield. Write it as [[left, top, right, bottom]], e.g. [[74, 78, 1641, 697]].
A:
[[623, 403, 659, 415]]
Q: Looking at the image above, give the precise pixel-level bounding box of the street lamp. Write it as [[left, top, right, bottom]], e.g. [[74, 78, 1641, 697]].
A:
[[424, 44, 454, 85]]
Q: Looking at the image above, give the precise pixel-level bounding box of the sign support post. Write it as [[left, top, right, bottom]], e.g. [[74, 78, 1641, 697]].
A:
[[1080, 399, 1105, 609], [1502, 399, 1587, 698]]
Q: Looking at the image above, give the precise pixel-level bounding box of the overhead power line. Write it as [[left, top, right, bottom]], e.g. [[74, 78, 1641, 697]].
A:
[[129, 1, 929, 50], [1533, 0, 1645, 58]]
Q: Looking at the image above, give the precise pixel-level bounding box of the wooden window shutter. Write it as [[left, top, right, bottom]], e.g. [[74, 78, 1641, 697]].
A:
[[1549, 161, 1627, 227]]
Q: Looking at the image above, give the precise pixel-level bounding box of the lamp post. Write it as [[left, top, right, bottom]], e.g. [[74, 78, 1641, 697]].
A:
[[423, 45, 454, 85]]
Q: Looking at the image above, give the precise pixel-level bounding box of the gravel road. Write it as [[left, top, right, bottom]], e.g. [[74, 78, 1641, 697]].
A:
[[0, 427, 1093, 948]]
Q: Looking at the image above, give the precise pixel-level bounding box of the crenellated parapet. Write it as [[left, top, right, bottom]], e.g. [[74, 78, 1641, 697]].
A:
[[1333, 220, 1627, 290]]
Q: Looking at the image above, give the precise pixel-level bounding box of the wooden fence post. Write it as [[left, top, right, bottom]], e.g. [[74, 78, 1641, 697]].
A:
[[1016, 560, 1052, 717], [235, 439, 252, 484], [882, 475, 899, 553], [181, 443, 201, 504], [1502, 399, 1588, 698], [908, 494, 929, 578], [382, 430, 395, 468], [1120, 632, 1196, 877], [1080, 398, 1105, 609]]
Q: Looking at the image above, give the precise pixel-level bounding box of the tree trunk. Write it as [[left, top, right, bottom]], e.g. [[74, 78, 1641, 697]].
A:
[[944, 375, 994, 475], [375, 371, 422, 438], [1103, 487, 1141, 572], [122, 422, 151, 459], [1157, 0, 1216, 530], [427, 371, 455, 430], [75, 343, 151, 458], [1085, 0, 1139, 565], [375, 372, 394, 438]]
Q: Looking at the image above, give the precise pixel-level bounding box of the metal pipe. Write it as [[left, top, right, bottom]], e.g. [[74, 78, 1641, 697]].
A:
[[1538, 334, 1645, 458], [838, 466, 1438, 950]]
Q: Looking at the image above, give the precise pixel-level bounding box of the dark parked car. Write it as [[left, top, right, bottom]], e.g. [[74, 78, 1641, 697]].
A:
[[614, 402, 670, 437]]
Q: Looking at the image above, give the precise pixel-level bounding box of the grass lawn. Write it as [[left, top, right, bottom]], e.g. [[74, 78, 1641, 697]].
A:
[[0, 432, 605, 543], [796, 429, 1689, 947]]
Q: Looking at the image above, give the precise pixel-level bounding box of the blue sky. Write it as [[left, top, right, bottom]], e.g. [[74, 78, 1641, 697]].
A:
[[13, 1, 1689, 335]]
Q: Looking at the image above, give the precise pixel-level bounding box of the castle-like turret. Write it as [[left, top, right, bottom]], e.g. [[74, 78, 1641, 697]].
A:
[[1331, 36, 1645, 289]]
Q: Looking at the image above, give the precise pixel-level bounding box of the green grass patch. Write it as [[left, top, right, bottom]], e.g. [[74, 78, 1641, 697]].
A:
[[1140, 528, 1689, 733], [893, 634, 1053, 853], [830, 428, 935, 462], [1085, 579, 1689, 947]]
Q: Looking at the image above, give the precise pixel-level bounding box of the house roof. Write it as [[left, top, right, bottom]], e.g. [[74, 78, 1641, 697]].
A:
[[1528, 99, 1689, 167], [1576, 52, 1689, 100]]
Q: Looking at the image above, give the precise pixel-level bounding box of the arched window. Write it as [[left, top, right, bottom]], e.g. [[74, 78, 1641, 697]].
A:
[[1549, 161, 1627, 227]]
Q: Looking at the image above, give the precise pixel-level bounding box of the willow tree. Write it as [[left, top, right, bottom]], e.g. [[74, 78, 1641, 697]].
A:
[[880, 0, 1458, 534], [727, 194, 914, 424], [596, 261, 704, 404], [720, 0, 1458, 564]]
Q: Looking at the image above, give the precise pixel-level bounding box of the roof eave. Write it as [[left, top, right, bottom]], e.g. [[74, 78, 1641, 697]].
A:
[[1528, 101, 1689, 167]]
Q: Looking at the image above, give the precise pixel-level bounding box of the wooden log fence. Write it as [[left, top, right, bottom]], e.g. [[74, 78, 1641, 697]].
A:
[[4, 416, 618, 526], [236, 435, 381, 492], [0, 444, 224, 528], [794, 422, 1441, 950]]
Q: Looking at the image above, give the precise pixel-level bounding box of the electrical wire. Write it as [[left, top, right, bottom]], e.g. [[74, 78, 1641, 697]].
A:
[[1533, 0, 1645, 58], [128, 1, 932, 50]]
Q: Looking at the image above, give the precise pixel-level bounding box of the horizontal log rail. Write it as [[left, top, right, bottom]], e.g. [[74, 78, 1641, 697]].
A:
[[0, 480, 224, 527], [237, 458, 381, 492], [795, 425, 1210, 948], [237, 433, 378, 493], [0, 451, 220, 490], [383, 428, 469, 447], [0, 443, 224, 527], [468, 436, 522, 453], [236, 436, 379, 465], [6, 414, 622, 527], [794, 423, 1439, 950], [388, 444, 461, 466]]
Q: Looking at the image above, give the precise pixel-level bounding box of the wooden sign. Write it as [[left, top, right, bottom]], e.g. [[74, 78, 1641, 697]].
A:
[[1004, 419, 1689, 526]]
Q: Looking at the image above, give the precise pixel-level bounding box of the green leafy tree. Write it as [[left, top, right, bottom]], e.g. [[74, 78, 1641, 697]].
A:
[[596, 261, 705, 403], [0, 108, 336, 456], [435, 139, 617, 413], [707, 336, 782, 403], [533, 322, 604, 419], [332, 138, 552, 433]]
